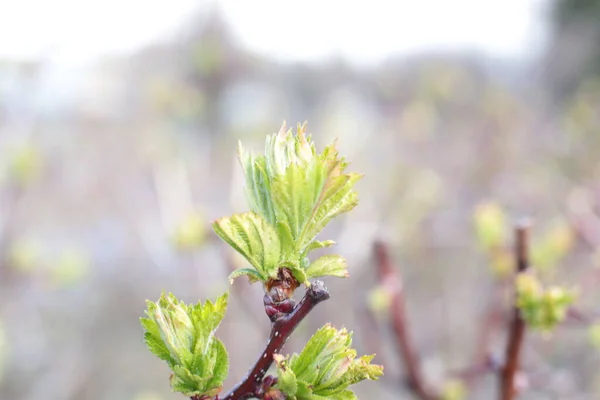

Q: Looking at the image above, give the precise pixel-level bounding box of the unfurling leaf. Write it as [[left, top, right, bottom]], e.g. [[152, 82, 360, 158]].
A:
[[305, 255, 349, 279], [213, 212, 281, 281], [274, 324, 383, 399], [215, 122, 362, 291], [141, 292, 229, 397]]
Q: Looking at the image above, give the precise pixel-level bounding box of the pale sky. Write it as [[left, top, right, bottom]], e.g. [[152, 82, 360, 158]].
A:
[[0, 0, 549, 66]]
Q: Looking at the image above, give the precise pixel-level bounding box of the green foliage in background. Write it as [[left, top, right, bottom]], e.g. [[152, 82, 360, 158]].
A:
[[515, 272, 576, 332], [141, 293, 229, 398], [172, 212, 207, 251], [473, 202, 507, 252], [473, 203, 576, 278], [213, 122, 362, 287], [441, 379, 467, 400], [6, 142, 42, 185], [274, 324, 383, 400]]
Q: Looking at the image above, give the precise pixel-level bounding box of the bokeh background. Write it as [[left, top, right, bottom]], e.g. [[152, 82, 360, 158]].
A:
[[2, 0, 600, 399]]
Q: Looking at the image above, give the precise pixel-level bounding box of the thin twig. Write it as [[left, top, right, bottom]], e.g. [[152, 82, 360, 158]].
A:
[[373, 240, 438, 400], [499, 221, 531, 400], [218, 280, 330, 400]]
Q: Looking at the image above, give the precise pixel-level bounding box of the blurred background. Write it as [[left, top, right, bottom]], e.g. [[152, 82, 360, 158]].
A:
[[2, 0, 600, 399]]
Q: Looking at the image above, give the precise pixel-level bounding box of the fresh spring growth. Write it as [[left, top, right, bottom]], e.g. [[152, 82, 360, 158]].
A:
[[141, 293, 229, 397], [515, 272, 576, 332], [273, 324, 383, 399], [212, 122, 363, 292]]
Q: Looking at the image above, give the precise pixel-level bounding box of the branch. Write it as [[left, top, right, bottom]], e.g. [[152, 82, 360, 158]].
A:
[[499, 221, 531, 400], [373, 240, 438, 400], [218, 280, 330, 400]]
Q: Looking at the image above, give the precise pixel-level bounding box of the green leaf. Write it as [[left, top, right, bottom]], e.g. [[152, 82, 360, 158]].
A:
[[141, 292, 230, 397], [305, 255, 349, 279], [303, 240, 336, 257], [275, 354, 298, 396], [277, 221, 298, 265], [205, 339, 229, 394], [227, 268, 265, 284], [212, 212, 281, 279], [298, 172, 363, 251], [238, 144, 276, 225], [271, 162, 316, 242], [278, 324, 383, 398], [329, 390, 358, 400]]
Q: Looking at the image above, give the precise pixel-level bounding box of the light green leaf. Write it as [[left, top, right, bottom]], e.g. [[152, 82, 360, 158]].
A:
[[227, 268, 265, 284], [277, 221, 297, 265], [271, 163, 315, 242], [205, 339, 229, 394], [238, 144, 276, 225], [275, 354, 298, 396], [305, 255, 349, 279], [329, 390, 358, 400], [212, 212, 281, 278], [277, 324, 382, 398], [303, 240, 336, 257], [286, 263, 309, 285], [141, 292, 230, 397], [298, 172, 363, 251]]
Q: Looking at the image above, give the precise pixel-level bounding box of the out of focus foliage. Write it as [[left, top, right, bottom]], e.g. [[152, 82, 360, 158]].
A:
[[516, 272, 576, 332]]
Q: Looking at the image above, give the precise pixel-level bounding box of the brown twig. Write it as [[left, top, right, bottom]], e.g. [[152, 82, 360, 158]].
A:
[[499, 221, 531, 400], [373, 240, 438, 400], [217, 280, 330, 400]]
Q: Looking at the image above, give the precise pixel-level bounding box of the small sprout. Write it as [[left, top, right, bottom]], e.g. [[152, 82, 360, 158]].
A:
[[213, 122, 362, 296], [141, 293, 229, 398], [441, 379, 468, 400], [473, 202, 507, 251], [516, 272, 576, 332], [273, 324, 383, 399], [172, 212, 207, 251]]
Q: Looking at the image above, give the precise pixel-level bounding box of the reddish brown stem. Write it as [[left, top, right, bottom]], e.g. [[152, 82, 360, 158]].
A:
[[373, 241, 438, 400], [499, 221, 530, 400], [219, 281, 330, 400]]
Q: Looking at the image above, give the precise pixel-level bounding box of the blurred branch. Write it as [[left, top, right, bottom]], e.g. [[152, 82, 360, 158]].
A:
[[499, 221, 531, 400], [372, 240, 439, 400]]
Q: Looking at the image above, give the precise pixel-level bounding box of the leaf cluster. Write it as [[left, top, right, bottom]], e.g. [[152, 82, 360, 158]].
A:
[[213, 122, 362, 288], [274, 324, 383, 399], [141, 293, 229, 397]]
